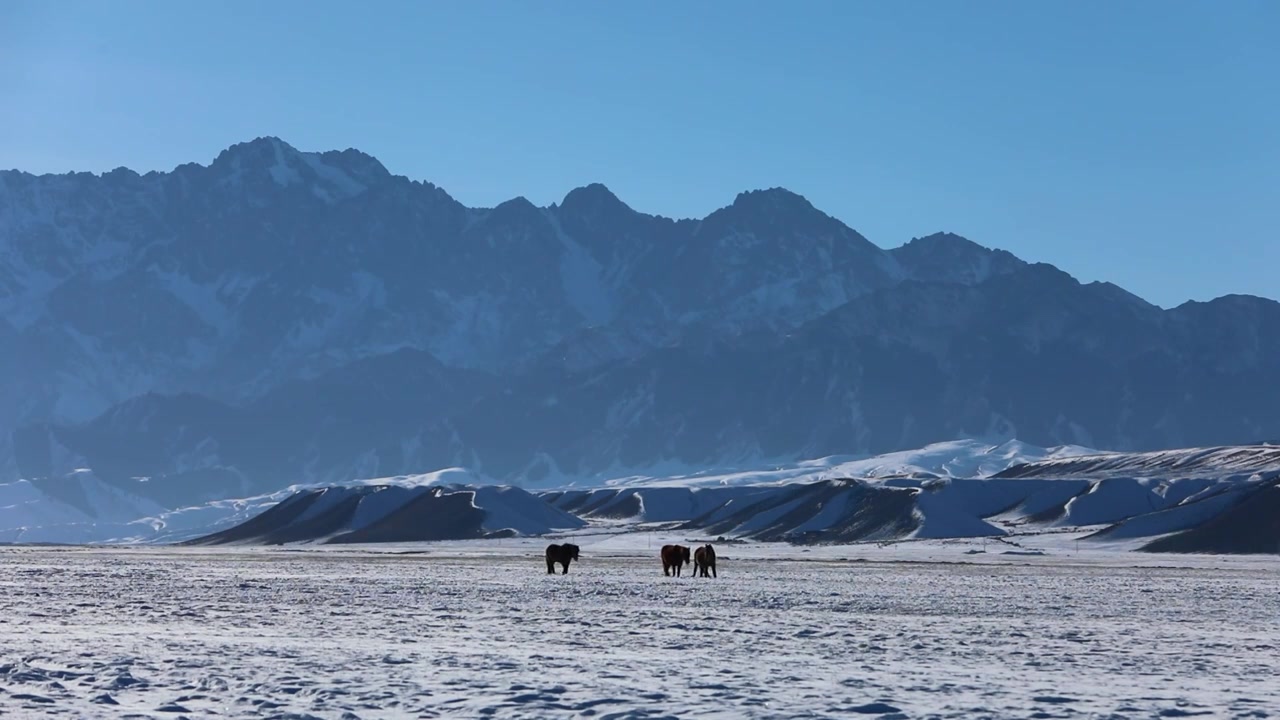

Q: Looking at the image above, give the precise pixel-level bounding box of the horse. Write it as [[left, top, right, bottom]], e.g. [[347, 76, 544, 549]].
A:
[[693, 544, 717, 578], [545, 543, 580, 574], [660, 544, 691, 576]]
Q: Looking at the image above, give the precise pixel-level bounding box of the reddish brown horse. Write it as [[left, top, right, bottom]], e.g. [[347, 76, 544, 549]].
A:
[[545, 543, 580, 574], [693, 544, 717, 578], [660, 544, 691, 576]]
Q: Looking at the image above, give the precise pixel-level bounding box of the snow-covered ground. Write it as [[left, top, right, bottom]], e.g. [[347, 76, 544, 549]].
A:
[[1, 544, 1276, 719]]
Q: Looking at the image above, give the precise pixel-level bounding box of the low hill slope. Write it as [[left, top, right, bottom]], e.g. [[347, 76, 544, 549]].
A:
[[995, 445, 1280, 479], [189, 484, 584, 545]]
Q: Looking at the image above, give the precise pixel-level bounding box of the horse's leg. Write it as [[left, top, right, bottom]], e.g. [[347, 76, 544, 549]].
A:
[[562, 560, 569, 575], [711, 563, 716, 578], [547, 557, 555, 574]]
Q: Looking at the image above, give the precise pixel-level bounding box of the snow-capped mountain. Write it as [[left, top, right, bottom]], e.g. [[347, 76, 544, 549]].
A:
[[5, 137, 1280, 506]]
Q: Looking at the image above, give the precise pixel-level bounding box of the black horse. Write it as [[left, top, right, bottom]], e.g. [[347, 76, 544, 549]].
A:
[[693, 544, 717, 578], [661, 544, 691, 577], [545, 543, 580, 574]]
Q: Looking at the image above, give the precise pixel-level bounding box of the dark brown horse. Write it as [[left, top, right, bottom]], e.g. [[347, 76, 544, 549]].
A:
[[660, 544, 691, 576], [545, 543, 580, 574], [693, 544, 717, 578]]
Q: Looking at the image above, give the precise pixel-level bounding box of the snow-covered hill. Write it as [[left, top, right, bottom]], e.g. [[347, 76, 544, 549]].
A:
[[190, 483, 585, 546], [0, 472, 288, 545], [584, 439, 1097, 488], [13, 441, 1273, 555], [536, 469, 1276, 550], [0, 467, 505, 545], [994, 444, 1280, 478], [0, 440, 1079, 543], [7, 441, 1280, 553], [185, 440, 1279, 552], [0, 470, 166, 544]]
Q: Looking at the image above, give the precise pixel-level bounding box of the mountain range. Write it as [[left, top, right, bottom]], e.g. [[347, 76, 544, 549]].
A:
[[4, 137, 1279, 507]]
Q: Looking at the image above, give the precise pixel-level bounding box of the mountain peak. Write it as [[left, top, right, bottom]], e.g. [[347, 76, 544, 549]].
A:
[[891, 232, 1027, 286], [561, 183, 623, 208], [902, 232, 989, 252], [699, 186, 864, 242], [558, 183, 635, 223], [481, 196, 545, 226], [495, 195, 538, 211], [206, 137, 390, 200], [1174, 293, 1280, 315], [731, 187, 815, 212], [209, 136, 305, 187], [212, 136, 298, 166], [313, 147, 392, 184]]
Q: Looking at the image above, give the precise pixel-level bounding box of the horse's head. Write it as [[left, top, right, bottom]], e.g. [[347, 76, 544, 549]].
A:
[[681, 545, 691, 564], [567, 543, 580, 561]]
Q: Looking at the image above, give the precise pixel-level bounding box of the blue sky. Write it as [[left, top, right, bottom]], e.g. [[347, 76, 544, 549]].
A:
[[2, 1, 1276, 307]]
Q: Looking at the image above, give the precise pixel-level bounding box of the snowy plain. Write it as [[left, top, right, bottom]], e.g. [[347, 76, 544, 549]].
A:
[[2, 540, 1277, 719]]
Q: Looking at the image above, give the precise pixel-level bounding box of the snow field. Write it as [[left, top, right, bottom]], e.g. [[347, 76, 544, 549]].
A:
[[1, 547, 1276, 719]]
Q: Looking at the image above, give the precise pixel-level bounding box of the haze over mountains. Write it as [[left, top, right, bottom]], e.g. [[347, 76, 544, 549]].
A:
[[3, 137, 1279, 508]]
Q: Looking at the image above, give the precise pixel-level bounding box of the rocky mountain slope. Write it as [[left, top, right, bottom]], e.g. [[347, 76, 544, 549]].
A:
[[5, 137, 1279, 505]]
